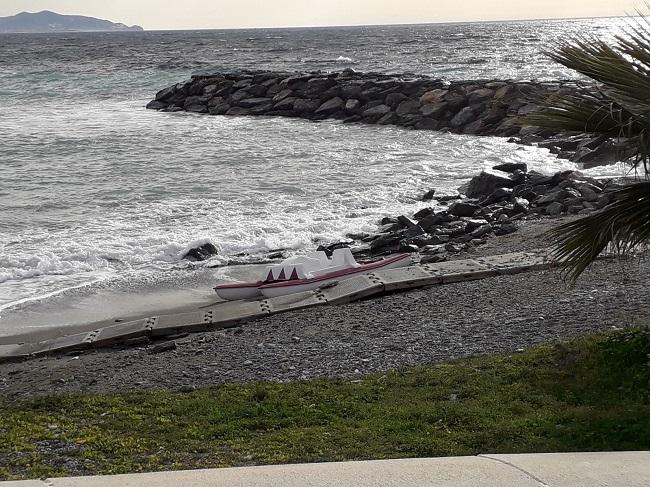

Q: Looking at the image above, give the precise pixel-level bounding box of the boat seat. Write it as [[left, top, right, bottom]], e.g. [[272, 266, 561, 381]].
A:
[[305, 251, 332, 266], [331, 248, 358, 268]]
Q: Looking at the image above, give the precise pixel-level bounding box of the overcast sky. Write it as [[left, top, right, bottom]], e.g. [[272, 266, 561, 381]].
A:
[[0, 1, 631, 29]]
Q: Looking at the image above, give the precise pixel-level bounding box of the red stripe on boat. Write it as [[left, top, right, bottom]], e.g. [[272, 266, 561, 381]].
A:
[[215, 281, 263, 290]]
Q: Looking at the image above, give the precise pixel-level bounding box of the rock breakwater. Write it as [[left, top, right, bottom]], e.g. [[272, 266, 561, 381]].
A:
[[148, 69, 620, 166]]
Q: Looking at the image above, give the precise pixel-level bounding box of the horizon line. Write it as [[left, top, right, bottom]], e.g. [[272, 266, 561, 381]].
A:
[[3, 10, 628, 31], [150, 15, 627, 31]]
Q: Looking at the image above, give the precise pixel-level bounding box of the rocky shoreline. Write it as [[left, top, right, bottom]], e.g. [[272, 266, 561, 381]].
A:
[[181, 166, 622, 269], [147, 69, 622, 167], [340, 165, 622, 264]]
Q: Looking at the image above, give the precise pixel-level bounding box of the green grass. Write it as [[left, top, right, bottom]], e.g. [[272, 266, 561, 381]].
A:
[[1, 327, 649, 480]]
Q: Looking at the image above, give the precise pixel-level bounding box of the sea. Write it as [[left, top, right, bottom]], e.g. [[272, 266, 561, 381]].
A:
[[0, 17, 630, 337]]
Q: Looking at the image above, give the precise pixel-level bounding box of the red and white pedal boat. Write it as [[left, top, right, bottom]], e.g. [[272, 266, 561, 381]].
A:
[[214, 249, 411, 301]]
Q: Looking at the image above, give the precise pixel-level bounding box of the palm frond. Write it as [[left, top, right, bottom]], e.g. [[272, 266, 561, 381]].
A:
[[546, 182, 650, 283], [525, 20, 650, 173], [525, 91, 635, 134], [548, 37, 650, 115]]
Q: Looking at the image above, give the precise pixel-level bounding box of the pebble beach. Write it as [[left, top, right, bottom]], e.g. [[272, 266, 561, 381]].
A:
[[2, 218, 648, 401]]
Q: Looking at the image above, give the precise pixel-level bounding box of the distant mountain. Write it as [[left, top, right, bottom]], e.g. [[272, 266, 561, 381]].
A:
[[0, 10, 144, 33]]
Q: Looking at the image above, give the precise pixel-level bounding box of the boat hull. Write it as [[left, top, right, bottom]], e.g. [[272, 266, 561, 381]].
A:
[[259, 254, 411, 299], [214, 253, 412, 301], [214, 282, 263, 301]]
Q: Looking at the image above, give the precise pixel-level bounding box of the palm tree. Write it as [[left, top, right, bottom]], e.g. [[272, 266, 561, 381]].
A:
[[526, 14, 650, 282]]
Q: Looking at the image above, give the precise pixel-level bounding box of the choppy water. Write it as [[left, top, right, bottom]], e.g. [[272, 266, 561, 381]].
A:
[[0, 18, 630, 334]]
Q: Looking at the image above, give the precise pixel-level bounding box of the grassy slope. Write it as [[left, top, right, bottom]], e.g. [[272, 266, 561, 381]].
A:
[[1, 328, 648, 480]]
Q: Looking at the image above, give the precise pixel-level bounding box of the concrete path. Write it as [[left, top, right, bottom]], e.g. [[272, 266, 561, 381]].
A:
[[3, 452, 649, 486]]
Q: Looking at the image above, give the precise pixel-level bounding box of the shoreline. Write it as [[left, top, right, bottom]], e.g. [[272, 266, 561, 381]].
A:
[[2, 217, 648, 400], [0, 163, 625, 347]]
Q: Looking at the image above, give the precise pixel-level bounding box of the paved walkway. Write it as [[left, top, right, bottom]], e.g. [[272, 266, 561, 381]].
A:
[[3, 452, 649, 486]]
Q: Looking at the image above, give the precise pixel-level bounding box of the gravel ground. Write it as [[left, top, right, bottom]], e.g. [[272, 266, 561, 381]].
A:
[[1, 218, 648, 401]]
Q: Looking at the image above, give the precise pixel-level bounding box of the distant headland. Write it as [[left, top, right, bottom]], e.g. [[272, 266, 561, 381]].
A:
[[0, 10, 144, 33]]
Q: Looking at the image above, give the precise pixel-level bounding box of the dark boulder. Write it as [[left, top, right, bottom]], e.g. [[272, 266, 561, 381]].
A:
[[493, 162, 528, 173], [395, 99, 421, 117], [183, 95, 209, 108], [370, 233, 402, 253], [471, 224, 493, 238], [293, 98, 320, 113], [380, 216, 398, 225], [146, 100, 167, 110], [420, 102, 447, 119], [468, 88, 495, 105], [273, 97, 297, 110], [420, 89, 447, 105], [340, 83, 363, 99], [444, 92, 468, 111], [250, 103, 274, 115], [362, 104, 392, 118], [345, 99, 361, 112], [186, 104, 208, 113], [494, 223, 518, 236], [546, 202, 565, 216], [385, 92, 409, 108], [449, 107, 475, 128], [231, 89, 250, 102], [247, 84, 268, 97], [437, 195, 462, 203], [377, 112, 398, 125], [512, 197, 530, 214], [414, 207, 434, 218], [448, 201, 481, 217], [421, 189, 436, 201], [306, 77, 337, 95], [183, 243, 219, 261], [418, 213, 445, 232], [462, 170, 518, 198], [464, 218, 490, 231], [273, 89, 294, 103], [155, 86, 176, 102], [397, 215, 417, 228], [406, 224, 426, 238], [317, 241, 353, 257], [415, 119, 439, 130], [225, 107, 251, 116], [238, 97, 273, 108], [293, 98, 321, 113], [482, 187, 513, 205], [209, 103, 231, 115], [316, 97, 344, 114]]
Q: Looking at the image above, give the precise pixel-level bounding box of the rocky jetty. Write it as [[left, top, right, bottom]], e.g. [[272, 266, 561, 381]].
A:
[[350, 166, 620, 263], [148, 69, 621, 166]]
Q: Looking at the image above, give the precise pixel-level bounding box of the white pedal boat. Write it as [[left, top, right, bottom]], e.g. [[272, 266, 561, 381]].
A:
[[214, 249, 411, 301]]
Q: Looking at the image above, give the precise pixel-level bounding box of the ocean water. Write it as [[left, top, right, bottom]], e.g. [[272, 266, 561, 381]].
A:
[[0, 18, 630, 336]]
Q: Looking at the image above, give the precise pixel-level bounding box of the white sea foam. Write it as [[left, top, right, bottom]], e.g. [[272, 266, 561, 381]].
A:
[[0, 108, 618, 316]]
